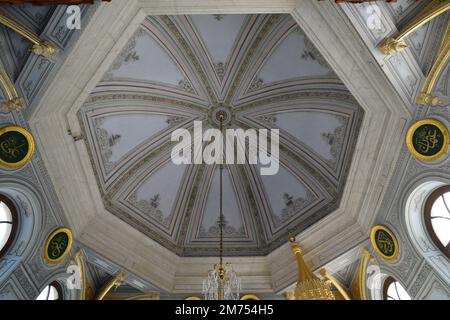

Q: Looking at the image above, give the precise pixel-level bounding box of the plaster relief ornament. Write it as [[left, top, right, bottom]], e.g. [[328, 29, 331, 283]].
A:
[[370, 225, 399, 261], [44, 228, 73, 264], [406, 119, 449, 162], [0, 126, 35, 169]]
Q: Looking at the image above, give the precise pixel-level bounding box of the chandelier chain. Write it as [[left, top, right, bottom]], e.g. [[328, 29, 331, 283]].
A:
[[219, 114, 224, 268]]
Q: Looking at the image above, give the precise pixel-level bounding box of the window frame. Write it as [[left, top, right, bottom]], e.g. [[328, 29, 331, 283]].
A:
[[37, 281, 63, 300], [424, 185, 450, 259], [0, 194, 18, 258], [383, 276, 410, 300]]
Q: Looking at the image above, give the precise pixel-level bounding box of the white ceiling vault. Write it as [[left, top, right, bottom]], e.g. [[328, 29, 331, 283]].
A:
[[29, 0, 414, 293], [78, 14, 364, 256]]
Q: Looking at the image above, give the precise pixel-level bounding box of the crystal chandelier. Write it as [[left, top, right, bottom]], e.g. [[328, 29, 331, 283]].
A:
[[202, 112, 241, 300]]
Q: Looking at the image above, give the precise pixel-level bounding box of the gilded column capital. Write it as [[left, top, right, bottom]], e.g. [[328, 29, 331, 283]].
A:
[[1, 97, 25, 112], [95, 271, 127, 300], [416, 93, 444, 106], [32, 41, 59, 59], [0, 12, 58, 59], [379, 0, 450, 56], [380, 38, 408, 55], [112, 271, 127, 288]]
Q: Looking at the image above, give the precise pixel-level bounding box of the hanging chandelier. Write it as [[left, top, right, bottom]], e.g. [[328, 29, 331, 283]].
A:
[[202, 112, 241, 300], [289, 236, 335, 300]]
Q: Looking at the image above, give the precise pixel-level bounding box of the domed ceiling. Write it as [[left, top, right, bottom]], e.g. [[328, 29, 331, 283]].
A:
[[78, 14, 364, 257]]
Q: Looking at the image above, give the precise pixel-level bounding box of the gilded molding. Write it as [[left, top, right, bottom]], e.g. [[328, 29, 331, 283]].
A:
[[0, 11, 58, 59], [319, 268, 352, 300], [416, 19, 450, 106], [43, 227, 73, 264], [72, 250, 87, 300], [95, 271, 127, 300], [350, 247, 374, 300], [0, 61, 24, 112], [405, 118, 449, 162], [380, 0, 450, 55]]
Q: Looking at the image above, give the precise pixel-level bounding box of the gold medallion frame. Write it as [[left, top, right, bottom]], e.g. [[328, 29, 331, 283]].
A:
[[0, 126, 35, 168], [44, 227, 73, 264], [370, 225, 399, 261], [406, 119, 449, 162]]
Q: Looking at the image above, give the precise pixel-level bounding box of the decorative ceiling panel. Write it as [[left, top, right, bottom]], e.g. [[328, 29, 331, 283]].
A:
[[0, 26, 32, 81], [190, 14, 246, 66], [256, 27, 333, 85], [4, 4, 55, 33], [386, 0, 428, 24], [126, 161, 187, 231], [0, 4, 55, 81], [79, 14, 364, 257]]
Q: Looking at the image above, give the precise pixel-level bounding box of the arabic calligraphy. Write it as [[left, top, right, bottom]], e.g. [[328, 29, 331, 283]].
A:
[[48, 233, 69, 260], [0, 131, 28, 163], [375, 230, 394, 256], [414, 129, 439, 154], [0, 136, 25, 159]]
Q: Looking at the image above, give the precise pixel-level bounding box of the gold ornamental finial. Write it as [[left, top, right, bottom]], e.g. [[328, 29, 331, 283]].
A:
[[289, 237, 335, 300]]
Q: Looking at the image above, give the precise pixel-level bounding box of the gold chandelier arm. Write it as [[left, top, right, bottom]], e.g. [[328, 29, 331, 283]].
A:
[[0, 11, 58, 58], [319, 269, 352, 300], [95, 271, 127, 300], [289, 237, 335, 300], [290, 237, 317, 283], [417, 19, 450, 106], [0, 61, 24, 112], [72, 250, 87, 300], [380, 0, 450, 55], [351, 248, 373, 300]]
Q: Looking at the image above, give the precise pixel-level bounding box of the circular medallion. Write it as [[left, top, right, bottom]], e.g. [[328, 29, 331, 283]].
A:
[[0, 126, 35, 169], [44, 228, 73, 264], [210, 106, 233, 127], [406, 119, 449, 161], [370, 225, 399, 261]]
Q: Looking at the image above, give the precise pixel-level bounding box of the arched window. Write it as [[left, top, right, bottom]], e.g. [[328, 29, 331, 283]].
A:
[[383, 277, 411, 300], [424, 185, 450, 258], [36, 281, 63, 300], [0, 194, 18, 258]]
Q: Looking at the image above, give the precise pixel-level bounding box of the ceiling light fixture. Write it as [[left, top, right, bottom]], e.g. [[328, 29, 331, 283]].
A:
[[202, 112, 241, 300]]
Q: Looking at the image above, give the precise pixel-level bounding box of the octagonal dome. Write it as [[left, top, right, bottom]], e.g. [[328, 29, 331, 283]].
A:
[[78, 14, 364, 257]]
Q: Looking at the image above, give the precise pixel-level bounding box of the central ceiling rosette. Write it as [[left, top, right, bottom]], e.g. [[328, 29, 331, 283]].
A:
[[78, 14, 363, 256]]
